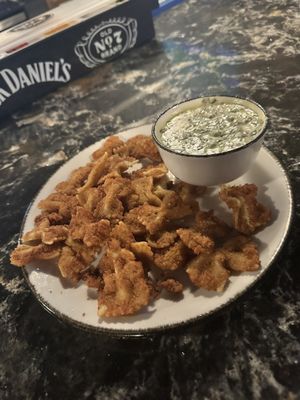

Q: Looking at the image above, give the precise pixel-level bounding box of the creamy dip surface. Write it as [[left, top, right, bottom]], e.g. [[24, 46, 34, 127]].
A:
[[160, 100, 264, 155]]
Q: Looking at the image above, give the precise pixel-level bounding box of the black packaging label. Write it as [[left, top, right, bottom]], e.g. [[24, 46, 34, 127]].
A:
[[0, 0, 157, 119], [75, 18, 138, 67]]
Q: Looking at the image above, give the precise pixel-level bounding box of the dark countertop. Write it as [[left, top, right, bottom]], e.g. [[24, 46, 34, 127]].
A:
[[1, 1, 300, 399]]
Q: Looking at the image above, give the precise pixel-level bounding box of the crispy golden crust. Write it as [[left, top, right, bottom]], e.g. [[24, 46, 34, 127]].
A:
[[57, 246, 86, 283], [94, 176, 131, 222], [55, 165, 92, 195], [22, 228, 42, 243], [111, 221, 135, 248], [98, 268, 151, 317], [125, 135, 162, 162], [69, 207, 110, 248], [69, 207, 92, 240], [96, 196, 124, 222], [97, 241, 151, 317], [153, 240, 186, 271], [172, 181, 206, 211], [130, 241, 153, 261], [195, 210, 233, 240], [128, 177, 162, 208], [81, 268, 102, 289], [92, 136, 126, 160], [132, 163, 168, 180], [176, 228, 214, 255], [34, 212, 65, 226], [10, 134, 270, 318], [159, 278, 184, 293], [102, 176, 132, 197], [77, 187, 105, 213], [155, 186, 194, 220], [219, 184, 272, 234], [41, 226, 69, 245], [106, 154, 138, 175], [22, 223, 68, 245], [78, 153, 109, 193], [186, 252, 230, 292], [123, 208, 147, 235], [65, 237, 95, 265], [136, 204, 167, 235], [10, 244, 61, 267], [83, 220, 111, 248], [38, 193, 79, 221], [147, 230, 178, 249], [220, 235, 260, 272]]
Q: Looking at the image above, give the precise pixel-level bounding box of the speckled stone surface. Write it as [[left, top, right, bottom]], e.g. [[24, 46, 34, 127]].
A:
[[1, 1, 300, 399]]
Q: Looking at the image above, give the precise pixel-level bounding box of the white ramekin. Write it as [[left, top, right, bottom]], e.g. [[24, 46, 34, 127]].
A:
[[152, 95, 268, 186]]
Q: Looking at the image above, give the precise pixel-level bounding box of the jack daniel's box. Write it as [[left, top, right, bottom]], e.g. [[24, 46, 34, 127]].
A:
[[0, 0, 159, 119]]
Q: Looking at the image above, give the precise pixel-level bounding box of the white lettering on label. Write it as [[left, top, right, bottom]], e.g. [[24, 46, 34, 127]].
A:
[[0, 59, 72, 106], [75, 18, 138, 68]]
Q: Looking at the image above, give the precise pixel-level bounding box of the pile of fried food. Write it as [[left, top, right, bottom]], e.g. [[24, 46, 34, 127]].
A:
[[10, 135, 272, 318]]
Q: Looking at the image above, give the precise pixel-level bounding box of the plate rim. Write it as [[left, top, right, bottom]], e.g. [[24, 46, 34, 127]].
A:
[[20, 124, 294, 337]]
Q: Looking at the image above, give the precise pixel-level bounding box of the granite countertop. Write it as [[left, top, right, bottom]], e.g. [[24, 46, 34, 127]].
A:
[[1, 0, 300, 399]]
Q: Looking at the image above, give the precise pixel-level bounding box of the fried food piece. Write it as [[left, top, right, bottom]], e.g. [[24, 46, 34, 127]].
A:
[[69, 207, 110, 248], [38, 192, 79, 221], [159, 278, 184, 294], [98, 170, 121, 184], [101, 176, 131, 197], [58, 246, 87, 283], [177, 228, 214, 255], [65, 237, 96, 265], [78, 153, 109, 193], [220, 235, 260, 272], [22, 228, 44, 243], [127, 176, 161, 209], [98, 252, 114, 274], [219, 184, 272, 235], [92, 136, 126, 160], [98, 155, 138, 185], [186, 252, 230, 292], [146, 230, 178, 249], [94, 176, 131, 221], [35, 211, 65, 226], [98, 240, 151, 317], [111, 221, 135, 248], [126, 135, 162, 162], [153, 241, 186, 271], [106, 154, 138, 175], [10, 244, 61, 267], [69, 207, 93, 240], [136, 204, 167, 235], [130, 241, 153, 261], [56, 165, 92, 195], [83, 220, 111, 248], [195, 210, 233, 240], [68, 164, 93, 185], [155, 185, 194, 220], [41, 226, 69, 245], [77, 187, 105, 213], [172, 181, 206, 210], [132, 177, 162, 207], [96, 196, 124, 222], [132, 163, 168, 180], [81, 268, 102, 288], [22, 224, 68, 245], [123, 208, 147, 235]]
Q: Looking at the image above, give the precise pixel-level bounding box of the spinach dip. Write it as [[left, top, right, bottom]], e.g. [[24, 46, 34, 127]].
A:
[[160, 99, 264, 155]]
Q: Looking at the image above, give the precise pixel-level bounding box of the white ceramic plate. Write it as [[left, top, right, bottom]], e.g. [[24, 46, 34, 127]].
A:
[[21, 124, 293, 336]]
